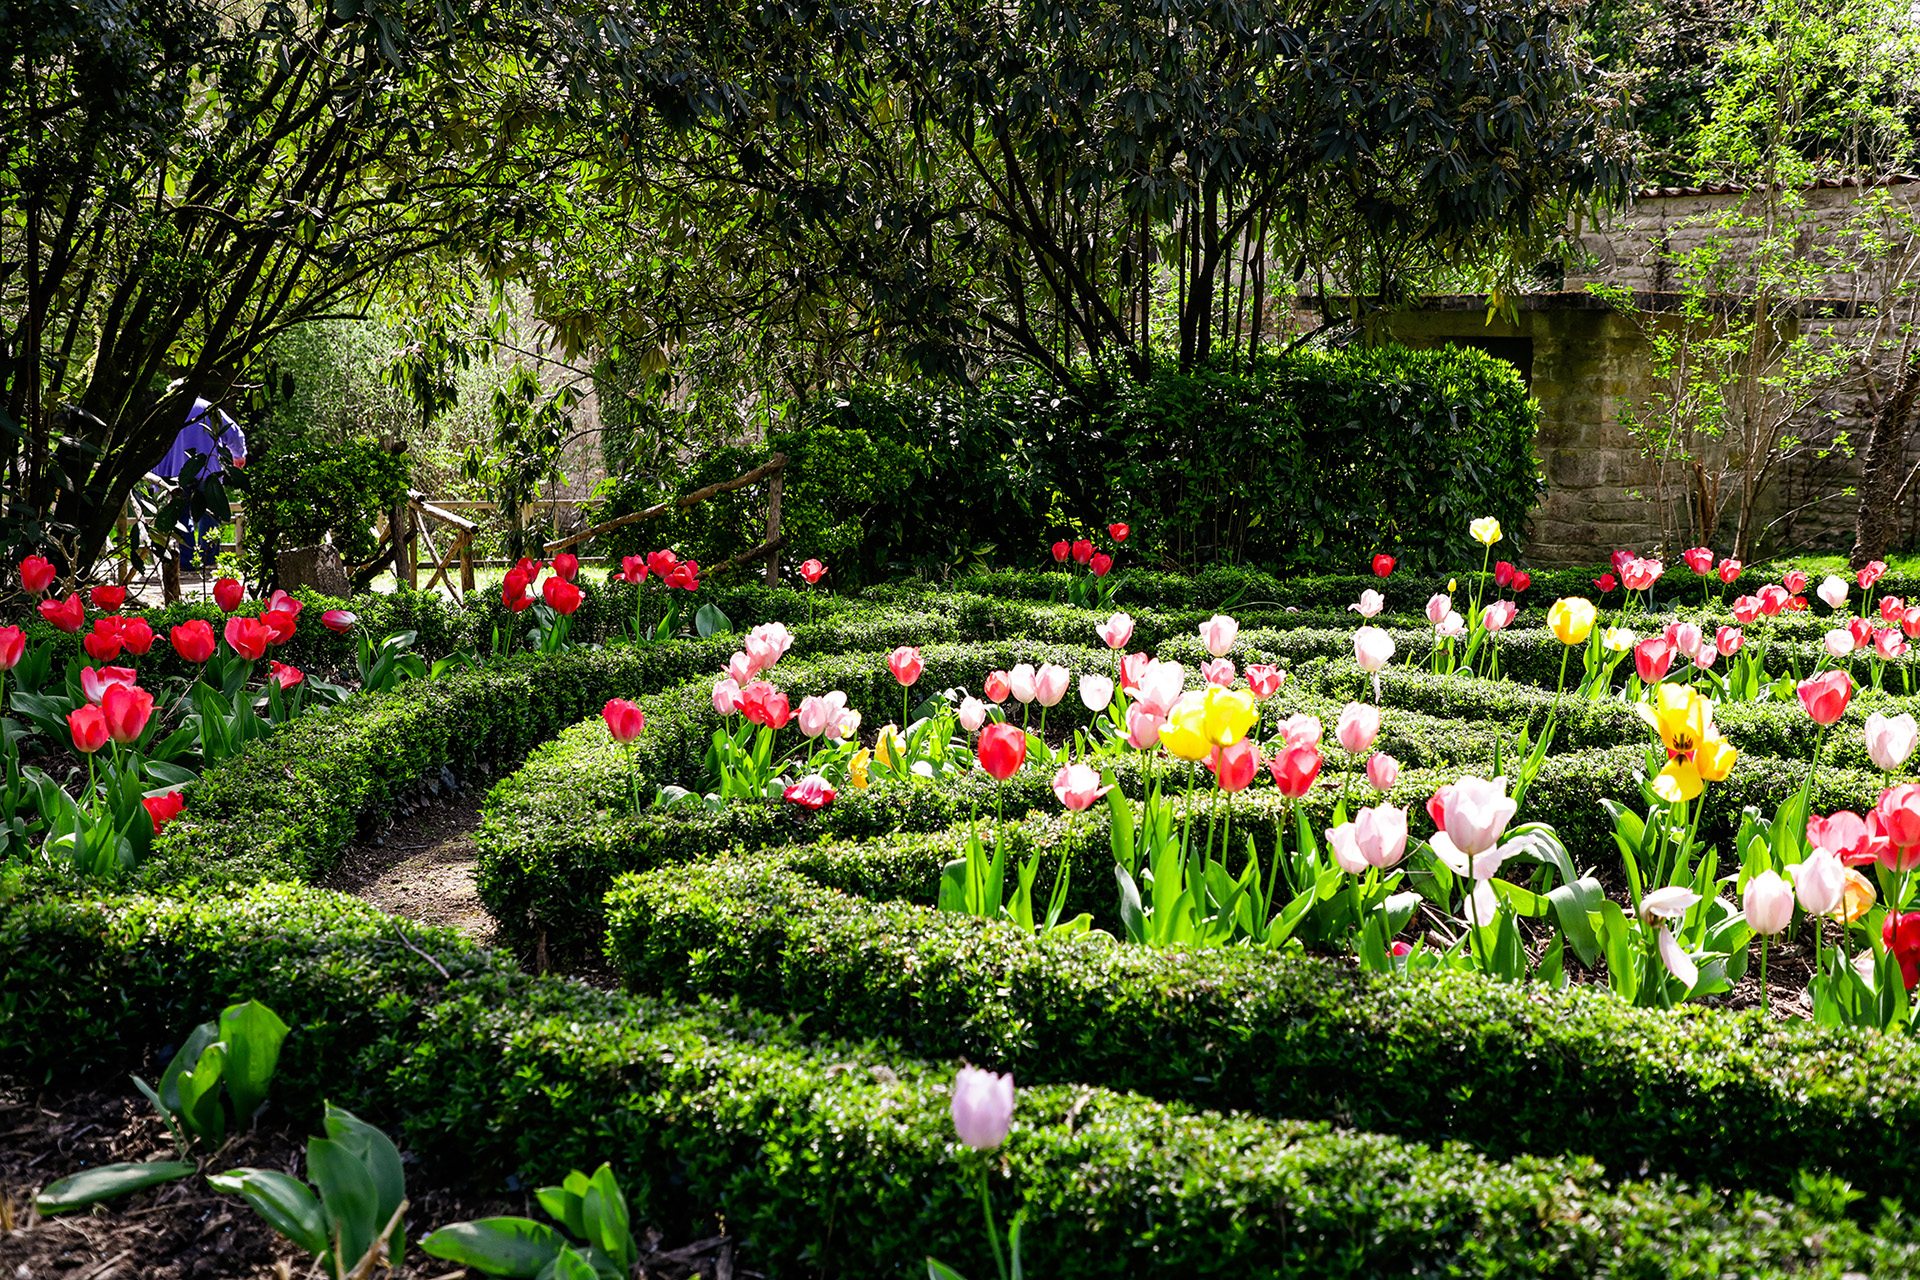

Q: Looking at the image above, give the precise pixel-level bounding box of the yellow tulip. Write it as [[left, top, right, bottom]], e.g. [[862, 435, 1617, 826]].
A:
[[1653, 758, 1703, 803], [1841, 868, 1877, 924], [874, 725, 904, 769], [850, 749, 871, 790], [1470, 517, 1502, 546], [1603, 626, 1636, 653], [1547, 597, 1597, 646], [1158, 697, 1214, 761], [1695, 733, 1737, 782], [1201, 687, 1258, 747]]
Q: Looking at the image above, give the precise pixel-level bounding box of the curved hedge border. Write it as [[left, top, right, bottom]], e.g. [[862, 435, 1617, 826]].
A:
[[4, 880, 1917, 1278]]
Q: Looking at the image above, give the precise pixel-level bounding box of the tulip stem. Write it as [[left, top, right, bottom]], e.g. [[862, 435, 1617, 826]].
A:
[[976, 1165, 1009, 1280], [1759, 936, 1770, 1020], [1263, 802, 1288, 932]]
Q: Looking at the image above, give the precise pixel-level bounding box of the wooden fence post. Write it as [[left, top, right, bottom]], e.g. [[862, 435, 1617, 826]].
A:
[[763, 465, 783, 587]]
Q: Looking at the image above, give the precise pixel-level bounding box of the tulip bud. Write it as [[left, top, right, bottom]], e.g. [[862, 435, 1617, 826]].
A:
[[1742, 870, 1794, 935], [1366, 752, 1400, 792], [950, 1067, 1015, 1150]]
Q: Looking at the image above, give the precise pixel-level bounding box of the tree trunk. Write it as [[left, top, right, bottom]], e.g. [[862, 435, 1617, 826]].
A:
[[1852, 355, 1920, 568]]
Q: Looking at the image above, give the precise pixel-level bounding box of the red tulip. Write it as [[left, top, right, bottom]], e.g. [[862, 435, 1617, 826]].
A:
[[1850, 617, 1874, 650], [143, 790, 186, 834], [266, 590, 303, 618], [1797, 670, 1853, 726], [0, 625, 23, 671], [983, 670, 1011, 703], [799, 558, 827, 585], [83, 621, 124, 662], [1782, 569, 1809, 595], [1245, 663, 1284, 700], [738, 681, 791, 729], [171, 620, 217, 664], [19, 554, 55, 595], [1633, 637, 1674, 684], [603, 697, 646, 743], [783, 774, 836, 810], [1107, 523, 1130, 543], [542, 577, 583, 615], [887, 645, 924, 687], [262, 608, 297, 644], [1510, 570, 1532, 593], [89, 584, 127, 612], [1871, 784, 1920, 872], [224, 616, 270, 662], [1372, 553, 1395, 578], [503, 567, 533, 612], [644, 548, 676, 578], [100, 682, 153, 744], [39, 594, 85, 633], [1717, 558, 1742, 584], [1682, 547, 1714, 575], [1884, 911, 1920, 989], [1493, 560, 1515, 588], [1267, 745, 1323, 799], [1593, 573, 1618, 594], [321, 609, 356, 633], [552, 552, 580, 582], [1070, 539, 1093, 565], [268, 660, 304, 690], [120, 617, 154, 656], [213, 577, 245, 612], [68, 704, 108, 754], [1861, 560, 1889, 591], [1089, 552, 1113, 577], [620, 555, 649, 584], [665, 559, 700, 592], [1050, 541, 1070, 563], [1208, 740, 1260, 793], [976, 722, 1027, 781]]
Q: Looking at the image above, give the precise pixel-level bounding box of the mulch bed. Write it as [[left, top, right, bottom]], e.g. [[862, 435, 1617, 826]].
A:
[[0, 1084, 753, 1280]]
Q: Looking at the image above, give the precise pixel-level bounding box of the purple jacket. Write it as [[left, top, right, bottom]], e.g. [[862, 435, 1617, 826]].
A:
[[155, 398, 247, 481]]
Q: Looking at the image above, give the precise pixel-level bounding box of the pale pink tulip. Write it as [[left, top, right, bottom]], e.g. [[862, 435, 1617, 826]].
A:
[[1051, 762, 1110, 812], [1096, 612, 1135, 650], [727, 651, 756, 685], [1199, 614, 1239, 658], [1280, 713, 1322, 748], [797, 691, 849, 738], [1326, 802, 1409, 875], [1201, 657, 1236, 688], [1639, 885, 1700, 921], [1425, 594, 1451, 625], [1824, 628, 1857, 659], [1033, 663, 1069, 708], [1366, 753, 1400, 791], [1435, 610, 1466, 641], [1008, 662, 1038, 704], [958, 696, 988, 732], [1481, 600, 1516, 633], [1134, 660, 1185, 717], [1792, 848, 1847, 917], [1817, 574, 1850, 610], [1354, 626, 1395, 673], [1427, 775, 1518, 873], [712, 678, 742, 716], [1349, 590, 1384, 619], [1125, 704, 1165, 749], [1867, 712, 1919, 772], [1666, 622, 1702, 658], [1079, 674, 1114, 713], [1657, 926, 1698, 990], [1743, 871, 1794, 935], [1877, 628, 1910, 661], [1336, 702, 1379, 755], [950, 1067, 1014, 1150]]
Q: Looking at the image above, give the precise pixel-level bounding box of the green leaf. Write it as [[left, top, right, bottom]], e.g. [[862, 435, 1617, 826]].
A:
[[545, 1244, 600, 1280], [218, 999, 289, 1123], [175, 1042, 229, 1146], [308, 1137, 380, 1269], [421, 1218, 567, 1277], [36, 1161, 195, 1213], [927, 1259, 970, 1280], [581, 1165, 632, 1270], [209, 1168, 330, 1258], [693, 602, 732, 637], [323, 1105, 406, 1235], [156, 1019, 220, 1119]]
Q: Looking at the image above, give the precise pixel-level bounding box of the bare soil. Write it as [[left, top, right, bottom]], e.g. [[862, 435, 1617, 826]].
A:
[[0, 1085, 752, 1280], [319, 793, 494, 948]]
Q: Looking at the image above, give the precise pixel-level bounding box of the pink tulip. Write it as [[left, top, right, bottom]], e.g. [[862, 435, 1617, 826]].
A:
[[1717, 558, 1742, 584], [1349, 590, 1384, 619], [1798, 670, 1854, 725], [1808, 810, 1875, 864], [1096, 613, 1135, 650], [1434, 610, 1466, 641], [1201, 657, 1236, 688], [1125, 704, 1165, 749], [984, 670, 1011, 703], [1007, 663, 1037, 704], [1327, 802, 1409, 874], [1743, 871, 1794, 935], [1245, 664, 1283, 700], [1052, 762, 1111, 811], [1336, 702, 1379, 755], [1118, 652, 1150, 692], [1427, 775, 1517, 865], [1716, 626, 1744, 657], [1878, 628, 1910, 661], [1861, 560, 1888, 591], [1207, 739, 1261, 793], [887, 645, 925, 687], [1621, 557, 1663, 592], [783, 774, 835, 811], [1882, 595, 1907, 623], [1871, 784, 1920, 871], [745, 622, 794, 672], [1266, 745, 1323, 798], [1354, 626, 1395, 672], [1481, 601, 1516, 633], [1366, 753, 1400, 791], [1682, 546, 1714, 574], [1133, 661, 1185, 717], [602, 698, 646, 743], [1731, 595, 1762, 623], [80, 664, 137, 705], [1634, 637, 1674, 683], [1666, 622, 1702, 658], [727, 651, 756, 686], [1824, 628, 1857, 659], [1425, 594, 1450, 625], [958, 695, 989, 732], [798, 691, 850, 738], [1199, 614, 1239, 658], [1033, 663, 1069, 708], [712, 678, 741, 716], [950, 1067, 1014, 1150], [1280, 713, 1322, 748]]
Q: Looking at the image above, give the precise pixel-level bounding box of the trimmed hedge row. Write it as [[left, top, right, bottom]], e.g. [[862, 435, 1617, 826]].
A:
[[601, 846, 1920, 1200], [11, 885, 1912, 1276]]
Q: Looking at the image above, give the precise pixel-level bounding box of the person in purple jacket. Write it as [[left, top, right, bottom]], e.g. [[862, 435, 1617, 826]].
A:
[[154, 398, 247, 571]]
